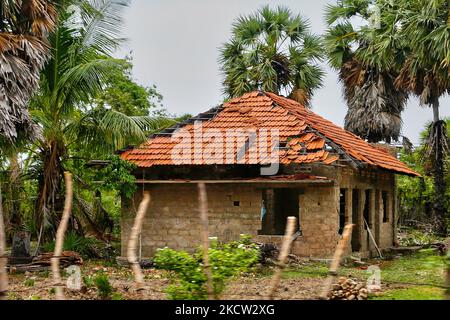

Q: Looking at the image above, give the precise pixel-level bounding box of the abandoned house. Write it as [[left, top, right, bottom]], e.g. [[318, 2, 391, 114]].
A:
[[119, 91, 419, 259]]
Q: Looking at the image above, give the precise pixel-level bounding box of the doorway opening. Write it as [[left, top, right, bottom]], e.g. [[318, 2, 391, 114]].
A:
[[260, 188, 300, 235]]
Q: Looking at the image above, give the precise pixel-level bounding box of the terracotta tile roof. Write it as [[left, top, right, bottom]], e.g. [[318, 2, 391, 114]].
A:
[[121, 91, 419, 176]]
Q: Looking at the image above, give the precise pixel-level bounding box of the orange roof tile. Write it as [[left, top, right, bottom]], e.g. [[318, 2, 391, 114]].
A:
[[121, 91, 419, 176]]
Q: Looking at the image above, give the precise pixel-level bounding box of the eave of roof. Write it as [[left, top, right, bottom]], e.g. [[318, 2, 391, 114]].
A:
[[134, 174, 333, 185]]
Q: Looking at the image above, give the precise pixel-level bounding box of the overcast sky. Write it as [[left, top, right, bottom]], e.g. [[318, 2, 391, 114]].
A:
[[119, 0, 449, 145]]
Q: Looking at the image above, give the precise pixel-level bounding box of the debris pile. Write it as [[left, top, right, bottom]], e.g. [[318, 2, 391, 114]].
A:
[[8, 251, 83, 273], [328, 277, 368, 300], [33, 251, 83, 267], [257, 242, 306, 266]]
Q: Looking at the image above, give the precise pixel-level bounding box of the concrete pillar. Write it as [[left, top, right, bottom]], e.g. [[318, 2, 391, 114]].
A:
[[358, 189, 365, 252], [393, 176, 398, 246], [375, 190, 382, 246], [345, 188, 352, 225], [369, 189, 376, 252]]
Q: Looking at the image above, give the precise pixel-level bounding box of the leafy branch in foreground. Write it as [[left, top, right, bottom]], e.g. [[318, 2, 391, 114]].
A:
[[154, 235, 260, 300]]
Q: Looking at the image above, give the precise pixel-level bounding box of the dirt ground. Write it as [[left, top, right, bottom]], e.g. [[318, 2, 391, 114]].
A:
[[7, 249, 445, 300], [6, 262, 324, 300]]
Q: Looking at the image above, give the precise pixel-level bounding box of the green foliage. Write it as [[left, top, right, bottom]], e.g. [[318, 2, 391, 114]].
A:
[[22, 0, 176, 241], [220, 5, 324, 105], [23, 279, 35, 287], [93, 155, 137, 199], [7, 292, 19, 300], [42, 232, 103, 259], [154, 235, 260, 300], [83, 275, 95, 288], [111, 292, 125, 300], [95, 56, 164, 117], [398, 119, 450, 223], [93, 272, 114, 300], [324, 0, 408, 143]]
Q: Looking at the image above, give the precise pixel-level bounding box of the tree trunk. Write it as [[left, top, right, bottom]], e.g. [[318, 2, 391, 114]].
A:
[[8, 153, 22, 229], [127, 191, 151, 294], [35, 139, 65, 242], [431, 98, 448, 236], [0, 183, 9, 300], [51, 172, 73, 300]]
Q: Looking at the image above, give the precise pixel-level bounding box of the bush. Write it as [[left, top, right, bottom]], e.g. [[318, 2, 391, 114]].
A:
[[154, 235, 260, 300], [42, 232, 110, 259], [93, 272, 113, 300]]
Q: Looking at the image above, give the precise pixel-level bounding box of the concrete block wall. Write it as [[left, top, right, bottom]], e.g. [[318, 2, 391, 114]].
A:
[[255, 185, 340, 258], [121, 184, 261, 257]]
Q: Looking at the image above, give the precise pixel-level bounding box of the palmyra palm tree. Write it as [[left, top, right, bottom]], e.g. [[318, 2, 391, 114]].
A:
[[0, 0, 56, 298], [30, 0, 174, 240], [0, 0, 56, 147], [324, 1, 408, 143], [386, 0, 449, 235], [326, 0, 449, 234], [220, 6, 325, 106]]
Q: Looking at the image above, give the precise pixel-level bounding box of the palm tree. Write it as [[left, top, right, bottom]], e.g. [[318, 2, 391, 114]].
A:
[[327, 0, 448, 234], [220, 6, 325, 106], [0, 0, 56, 146], [30, 0, 173, 240], [0, 1, 56, 251], [324, 0, 408, 143], [384, 0, 449, 235]]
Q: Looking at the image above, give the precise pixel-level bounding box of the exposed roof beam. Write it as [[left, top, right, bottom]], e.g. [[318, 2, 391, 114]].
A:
[[304, 126, 362, 170], [134, 179, 334, 185]]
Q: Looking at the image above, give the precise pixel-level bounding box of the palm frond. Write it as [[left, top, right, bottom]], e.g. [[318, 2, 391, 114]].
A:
[[220, 5, 324, 103]]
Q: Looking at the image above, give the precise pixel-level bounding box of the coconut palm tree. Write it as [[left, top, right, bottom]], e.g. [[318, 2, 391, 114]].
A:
[[324, 0, 408, 143], [220, 6, 325, 106], [0, 0, 56, 146], [30, 0, 173, 239]]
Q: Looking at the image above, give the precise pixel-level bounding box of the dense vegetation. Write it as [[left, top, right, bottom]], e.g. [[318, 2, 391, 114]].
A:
[[0, 0, 175, 255]]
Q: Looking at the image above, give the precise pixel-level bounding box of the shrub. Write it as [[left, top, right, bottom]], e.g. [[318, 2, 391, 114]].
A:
[[94, 272, 113, 300], [42, 232, 103, 259], [154, 235, 260, 300]]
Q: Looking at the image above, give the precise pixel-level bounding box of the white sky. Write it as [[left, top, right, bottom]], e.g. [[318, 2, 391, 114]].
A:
[[118, 0, 449, 145]]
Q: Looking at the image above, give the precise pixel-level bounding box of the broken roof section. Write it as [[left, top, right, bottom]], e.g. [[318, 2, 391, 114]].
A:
[[121, 91, 419, 177]]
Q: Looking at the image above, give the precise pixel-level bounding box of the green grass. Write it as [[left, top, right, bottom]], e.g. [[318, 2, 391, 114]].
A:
[[276, 249, 447, 300], [282, 264, 329, 279], [341, 249, 445, 286], [370, 286, 445, 300]]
